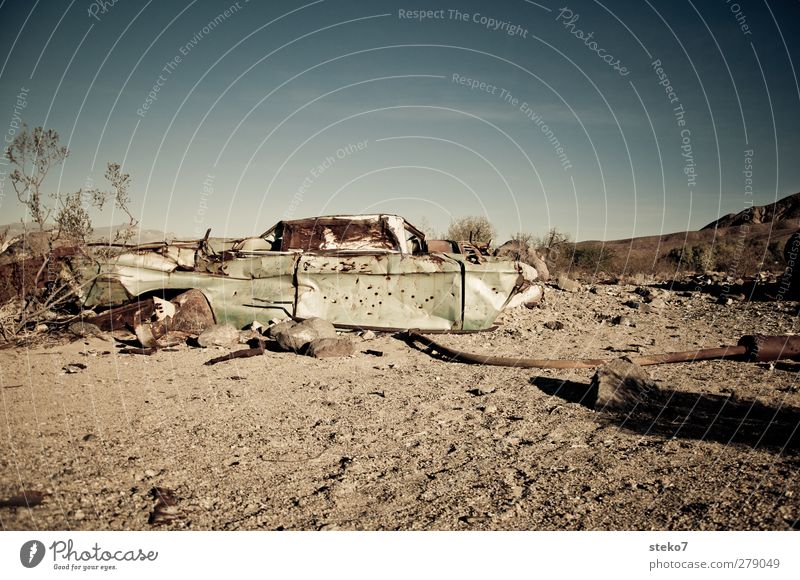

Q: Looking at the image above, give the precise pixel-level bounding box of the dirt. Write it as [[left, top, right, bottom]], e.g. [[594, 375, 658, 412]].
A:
[[1, 284, 799, 531]]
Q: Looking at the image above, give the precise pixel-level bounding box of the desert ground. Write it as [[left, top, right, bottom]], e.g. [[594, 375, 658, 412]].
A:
[[1, 283, 799, 531]]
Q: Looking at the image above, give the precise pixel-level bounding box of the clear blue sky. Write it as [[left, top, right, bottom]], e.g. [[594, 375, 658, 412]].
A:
[[1, 0, 799, 241]]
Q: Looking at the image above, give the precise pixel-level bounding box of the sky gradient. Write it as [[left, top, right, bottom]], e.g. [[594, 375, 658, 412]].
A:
[[1, 0, 799, 242]]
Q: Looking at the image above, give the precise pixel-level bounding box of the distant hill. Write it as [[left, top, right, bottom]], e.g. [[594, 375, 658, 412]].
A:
[[566, 191, 800, 276], [702, 192, 800, 230], [0, 223, 173, 244]]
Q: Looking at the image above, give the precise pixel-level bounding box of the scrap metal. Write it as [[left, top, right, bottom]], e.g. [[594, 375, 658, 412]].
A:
[[80, 215, 543, 331]]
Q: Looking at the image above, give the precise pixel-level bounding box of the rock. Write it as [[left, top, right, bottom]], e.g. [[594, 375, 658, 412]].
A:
[[144, 469, 157, 478], [468, 386, 496, 396], [267, 319, 296, 339], [361, 330, 376, 341], [249, 321, 265, 334], [134, 289, 215, 346], [170, 289, 215, 334], [611, 315, 635, 327], [482, 404, 498, 414], [635, 286, 666, 303], [62, 363, 87, 374], [134, 324, 159, 348], [528, 253, 550, 282], [623, 300, 641, 309], [716, 296, 734, 306], [648, 298, 666, 308], [275, 318, 337, 352], [238, 329, 262, 344], [544, 320, 564, 330], [556, 274, 580, 292], [306, 337, 355, 358], [68, 321, 105, 339], [590, 357, 656, 412], [74, 509, 86, 521], [197, 323, 240, 348], [506, 282, 544, 308]]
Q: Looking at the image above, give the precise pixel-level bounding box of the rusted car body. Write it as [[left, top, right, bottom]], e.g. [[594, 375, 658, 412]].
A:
[[82, 215, 541, 331]]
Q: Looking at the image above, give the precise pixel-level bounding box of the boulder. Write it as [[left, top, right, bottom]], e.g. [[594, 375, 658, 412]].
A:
[[68, 321, 105, 339], [556, 274, 580, 292], [611, 315, 635, 327], [274, 317, 337, 352], [590, 357, 656, 412], [197, 323, 240, 348], [528, 253, 550, 282], [306, 337, 355, 358], [170, 289, 215, 334], [267, 319, 296, 338]]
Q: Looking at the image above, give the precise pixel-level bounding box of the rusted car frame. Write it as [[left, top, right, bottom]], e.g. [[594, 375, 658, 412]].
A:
[[82, 215, 541, 331]]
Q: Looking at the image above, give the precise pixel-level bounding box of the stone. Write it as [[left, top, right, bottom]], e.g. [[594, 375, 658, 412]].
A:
[[238, 329, 262, 344], [68, 321, 105, 339], [528, 252, 550, 282], [62, 363, 87, 374], [306, 337, 355, 358], [716, 296, 734, 306], [361, 330, 376, 341], [170, 289, 216, 334], [556, 274, 580, 292], [543, 320, 564, 330], [611, 315, 635, 327], [648, 298, 666, 308], [267, 319, 296, 339], [197, 323, 240, 348], [623, 300, 641, 309], [590, 357, 656, 412], [274, 317, 337, 352]]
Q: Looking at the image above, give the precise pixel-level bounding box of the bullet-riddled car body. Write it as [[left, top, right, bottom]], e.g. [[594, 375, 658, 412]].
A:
[[82, 215, 542, 331]]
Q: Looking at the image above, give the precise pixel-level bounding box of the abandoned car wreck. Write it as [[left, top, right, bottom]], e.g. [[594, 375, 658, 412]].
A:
[[80, 215, 543, 332]]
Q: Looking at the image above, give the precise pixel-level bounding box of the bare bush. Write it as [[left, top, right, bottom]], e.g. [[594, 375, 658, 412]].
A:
[[6, 125, 68, 234], [2, 125, 137, 341], [446, 216, 495, 244]]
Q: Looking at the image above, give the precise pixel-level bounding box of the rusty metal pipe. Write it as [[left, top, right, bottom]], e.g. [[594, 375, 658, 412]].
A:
[[404, 332, 800, 369]]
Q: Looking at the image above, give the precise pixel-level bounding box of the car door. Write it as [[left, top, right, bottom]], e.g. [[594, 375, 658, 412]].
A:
[[294, 252, 463, 330]]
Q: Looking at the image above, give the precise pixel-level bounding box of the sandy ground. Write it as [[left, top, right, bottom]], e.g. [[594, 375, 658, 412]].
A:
[[1, 284, 799, 530]]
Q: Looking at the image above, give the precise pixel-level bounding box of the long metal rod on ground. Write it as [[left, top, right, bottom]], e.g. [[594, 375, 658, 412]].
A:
[[404, 331, 800, 369]]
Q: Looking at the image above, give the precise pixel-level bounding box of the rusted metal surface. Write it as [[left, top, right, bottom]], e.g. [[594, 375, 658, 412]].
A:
[[405, 332, 800, 369], [85, 298, 155, 331], [82, 215, 542, 331], [281, 216, 399, 252]]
